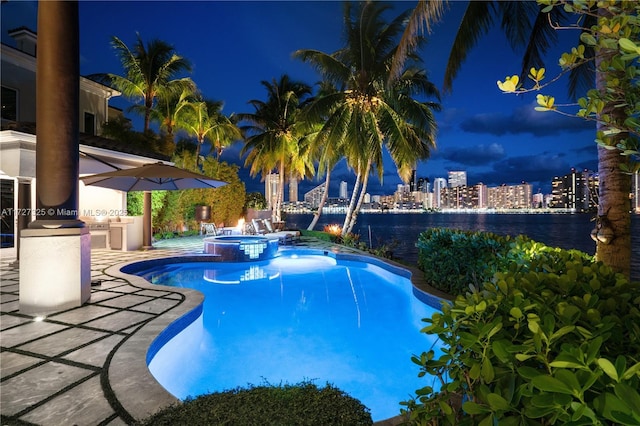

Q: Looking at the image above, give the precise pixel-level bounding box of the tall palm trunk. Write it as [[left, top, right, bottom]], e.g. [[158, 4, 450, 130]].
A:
[[593, 13, 632, 278], [307, 169, 331, 230], [596, 146, 632, 277], [195, 137, 203, 168], [344, 160, 371, 235], [273, 159, 285, 223], [342, 168, 362, 235], [144, 95, 153, 132]]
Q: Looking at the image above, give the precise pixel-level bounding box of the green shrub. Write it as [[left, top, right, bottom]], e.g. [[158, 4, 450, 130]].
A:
[[138, 381, 372, 426], [403, 240, 640, 425], [416, 228, 524, 294]]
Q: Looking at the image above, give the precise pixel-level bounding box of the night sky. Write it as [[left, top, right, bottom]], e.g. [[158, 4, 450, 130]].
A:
[[1, 1, 597, 196]]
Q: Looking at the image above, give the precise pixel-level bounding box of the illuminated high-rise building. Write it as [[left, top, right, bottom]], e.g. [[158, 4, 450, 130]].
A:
[[303, 183, 325, 208], [549, 168, 592, 212], [409, 169, 418, 192], [433, 177, 447, 208], [339, 181, 348, 199], [448, 171, 467, 188], [476, 183, 489, 209]]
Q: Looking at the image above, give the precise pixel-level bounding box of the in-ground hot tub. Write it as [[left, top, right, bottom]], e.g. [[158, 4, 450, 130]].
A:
[[203, 235, 279, 261]]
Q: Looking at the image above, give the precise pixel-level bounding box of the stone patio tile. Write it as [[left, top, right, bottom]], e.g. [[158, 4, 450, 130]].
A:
[[0, 313, 32, 330], [48, 305, 118, 324], [0, 293, 19, 303], [0, 299, 19, 312], [97, 294, 153, 309], [0, 361, 94, 416], [130, 298, 180, 315], [0, 272, 19, 280], [0, 283, 19, 292], [18, 327, 111, 358], [20, 375, 115, 425], [87, 291, 123, 304], [1, 351, 45, 377], [94, 280, 130, 290], [106, 284, 148, 294], [1, 321, 68, 348], [62, 334, 125, 366], [90, 263, 113, 270], [83, 310, 154, 332], [136, 289, 172, 297]]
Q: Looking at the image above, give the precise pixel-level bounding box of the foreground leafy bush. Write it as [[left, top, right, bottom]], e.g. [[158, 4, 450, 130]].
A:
[[139, 381, 372, 425], [416, 228, 525, 294], [403, 240, 640, 425]]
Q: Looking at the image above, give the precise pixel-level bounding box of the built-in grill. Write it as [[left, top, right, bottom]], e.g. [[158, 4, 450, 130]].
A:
[[85, 220, 110, 249]]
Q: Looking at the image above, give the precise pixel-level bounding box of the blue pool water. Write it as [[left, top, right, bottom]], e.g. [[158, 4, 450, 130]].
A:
[[137, 251, 443, 421]]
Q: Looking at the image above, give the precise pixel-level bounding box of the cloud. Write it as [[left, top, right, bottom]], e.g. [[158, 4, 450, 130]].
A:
[[459, 103, 594, 137], [436, 143, 506, 166]]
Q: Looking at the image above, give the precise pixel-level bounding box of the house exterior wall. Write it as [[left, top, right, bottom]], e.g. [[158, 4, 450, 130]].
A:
[[1, 49, 37, 123], [1, 35, 117, 133], [0, 29, 162, 252]]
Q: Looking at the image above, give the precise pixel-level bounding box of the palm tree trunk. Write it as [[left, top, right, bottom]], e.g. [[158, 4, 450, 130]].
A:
[[595, 145, 631, 278], [342, 169, 362, 235], [345, 160, 371, 235], [195, 137, 203, 168], [307, 169, 331, 231], [144, 95, 153, 132], [594, 8, 632, 279], [274, 160, 285, 223]]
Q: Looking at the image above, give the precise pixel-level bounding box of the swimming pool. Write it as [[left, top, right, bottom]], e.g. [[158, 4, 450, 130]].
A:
[[134, 250, 443, 421]]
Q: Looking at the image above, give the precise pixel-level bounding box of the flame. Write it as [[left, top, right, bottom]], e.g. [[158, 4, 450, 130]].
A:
[[324, 224, 342, 236]]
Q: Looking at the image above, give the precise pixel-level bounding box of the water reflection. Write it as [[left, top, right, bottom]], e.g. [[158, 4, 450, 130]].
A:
[[203, 264, 280, 285]]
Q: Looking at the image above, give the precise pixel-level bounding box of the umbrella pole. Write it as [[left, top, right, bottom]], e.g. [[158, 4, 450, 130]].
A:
[[142, 191, 153, 249]]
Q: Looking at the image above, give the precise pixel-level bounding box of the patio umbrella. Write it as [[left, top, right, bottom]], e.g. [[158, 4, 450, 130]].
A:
[[80, 162, 227, 191], [80, 162, 227, 248]]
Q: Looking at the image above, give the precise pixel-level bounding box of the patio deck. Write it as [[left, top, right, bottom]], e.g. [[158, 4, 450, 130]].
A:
[[0, 235, 441, 425]]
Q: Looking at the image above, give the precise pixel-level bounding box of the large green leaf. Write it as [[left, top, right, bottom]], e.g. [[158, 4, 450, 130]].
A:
[[531, 375, 574, 394], [487, 392, 511, 411], [481, 356, 495, 382], [463, 401, 491, 414], [598, 358, 619, 382], [614, 383, 640, 415]]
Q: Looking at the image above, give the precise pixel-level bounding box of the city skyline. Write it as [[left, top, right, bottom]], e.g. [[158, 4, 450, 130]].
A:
[[1, 1, 598, 197], [278, 165, 620, 213]]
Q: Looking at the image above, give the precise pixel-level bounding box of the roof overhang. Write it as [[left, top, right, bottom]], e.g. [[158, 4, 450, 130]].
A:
[[0, 130, 173, 178]]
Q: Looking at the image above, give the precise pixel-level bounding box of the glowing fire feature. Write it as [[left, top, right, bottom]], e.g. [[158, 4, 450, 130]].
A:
[[324, 224, 342, 236]]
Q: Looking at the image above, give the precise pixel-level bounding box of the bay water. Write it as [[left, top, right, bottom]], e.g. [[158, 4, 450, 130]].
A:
[[287, 212, 640, 280]]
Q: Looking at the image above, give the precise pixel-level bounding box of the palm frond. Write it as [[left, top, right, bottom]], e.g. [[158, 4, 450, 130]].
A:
[[443, 1, 494, 93], [389, 0, 447, 85]]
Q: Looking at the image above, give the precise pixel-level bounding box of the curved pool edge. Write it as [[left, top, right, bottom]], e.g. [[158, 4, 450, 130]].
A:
[[105, 248, 452, 424], [104, 258, 207, 422]]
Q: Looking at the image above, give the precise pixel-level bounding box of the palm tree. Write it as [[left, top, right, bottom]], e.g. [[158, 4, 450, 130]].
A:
[[152, 87, 194, 138], [151, 87, 195, 155], [178, 99, 242, 169], [294, 1, 441, 236], [238, 75, 313, 223], [99, 34, 195, 133], [391, 0, 635, 277]]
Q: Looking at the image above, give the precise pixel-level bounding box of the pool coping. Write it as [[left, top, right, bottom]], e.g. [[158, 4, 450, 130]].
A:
[[105, 246, 453, 424]]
